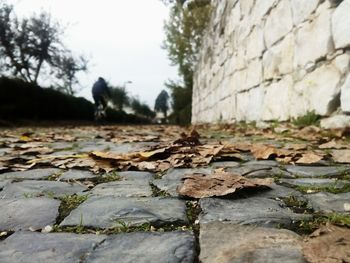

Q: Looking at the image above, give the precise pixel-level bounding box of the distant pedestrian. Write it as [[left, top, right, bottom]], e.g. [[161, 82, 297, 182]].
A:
[[92, 77, 111, 120]]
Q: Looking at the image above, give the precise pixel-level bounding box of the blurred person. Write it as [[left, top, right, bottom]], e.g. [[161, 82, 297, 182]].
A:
[[92, 77, 111, 120]]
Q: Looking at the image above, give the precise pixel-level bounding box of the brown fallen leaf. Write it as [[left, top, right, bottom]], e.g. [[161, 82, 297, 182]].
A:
[[17, 147, 53, 155], [296, 152, 324, 164], [177, 172, 273, 198], [284, 143, 308, 151], [90, 151, 135, 161], [319, 140, 347, 149], [251, 144, 294, 160], [303, 224, 350, 263], [251, 144, 278, 160], [138, 147, 168, 159], [198, 145, 224, 158], [331, 150, 350, 163]]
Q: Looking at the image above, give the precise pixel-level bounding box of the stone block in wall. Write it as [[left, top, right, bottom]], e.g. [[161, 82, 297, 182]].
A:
[[295, 2, 334, 68], [264, 0, 293, 47], [240, 0, 255, 18], [234, 46, 247, 71], [236, 86, 264, 121], [341, 75, 350, 112], [227, 2, 241, 36], [263, 34, 295, 80], [246, 59, 263, 89], [251, 0, 277, 25], [218, 96, 236, 122], [333, 53, 350, 75], [332, 0, 350, 49], [294, 64, 341, 115], [290, 0, 320, 25], [231, 69, 247, 92], [218, 77, 231, 101], [262, 76, 294, 121], [246, 26, 265, 60], [213, 0, 228, 27]]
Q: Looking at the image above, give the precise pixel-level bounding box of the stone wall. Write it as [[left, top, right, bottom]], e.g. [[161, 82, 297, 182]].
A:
[[192, 0, 350, 124]]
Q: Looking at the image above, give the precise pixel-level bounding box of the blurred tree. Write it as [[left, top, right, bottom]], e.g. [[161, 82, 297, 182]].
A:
[[154, 89, 170, 118], [131, 97, 155, 119], [163, 0, 211, 125], [0, 1, 87, 93], [110, 85, 130, 112], [54, 54, 88, 95]]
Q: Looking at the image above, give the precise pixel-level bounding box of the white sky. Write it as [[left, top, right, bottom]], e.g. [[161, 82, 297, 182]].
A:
[[11, 0, 178, 107]]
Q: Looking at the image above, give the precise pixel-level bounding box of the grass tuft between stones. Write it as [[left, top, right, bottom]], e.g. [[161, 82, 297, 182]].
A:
[[282, 196, 313, 214], [150, 183, 170, 197], [293, 213, 350, 235], [292, 110, 321, 127], [295, 183, 350, 194], [53, 221, 192, 235], [46, 170, 65, 181], [94, 171, 121, 184], [56, 194, 88, 224]]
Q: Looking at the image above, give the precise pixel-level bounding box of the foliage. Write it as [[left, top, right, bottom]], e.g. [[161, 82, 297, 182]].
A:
[[110, 85, 130, 111], [0, 77, 153, 123], [0, 1, 87, 94], [131, 97, 156, 119], [154, 89, 170, 118], [0, 77, 94, 120], [297, 213, 350, 234], [53, 54, 88, 95], [57, 195, 88, 224], [163, 0, 211, 125], [166, 81, 192, 125], [292, 111, 321, 127]]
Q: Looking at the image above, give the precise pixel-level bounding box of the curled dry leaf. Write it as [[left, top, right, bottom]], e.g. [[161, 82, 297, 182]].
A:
[[331, 150, 350, 163], [319, 140, 347, 150], [284, 143, 308, 151], [296, 152, 324, 164], [251, 145, 278, 160], [303, 224, 350, 263], [198, 145, 224, 158], [251, 144, 294, 160], [177, 172, 273, 198]]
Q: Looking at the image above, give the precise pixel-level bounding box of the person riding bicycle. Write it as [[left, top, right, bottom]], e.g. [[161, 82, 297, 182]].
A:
[[92, 77, 111, 119]]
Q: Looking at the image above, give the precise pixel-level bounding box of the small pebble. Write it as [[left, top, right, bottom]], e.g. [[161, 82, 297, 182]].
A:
[[41, 225, 53, 233], [344, 203, 350, 212]]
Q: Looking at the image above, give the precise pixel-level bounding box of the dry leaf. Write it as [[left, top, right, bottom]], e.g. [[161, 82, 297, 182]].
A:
[[319, 140, 346, 149], [198, 145, 224, 158], [284, 143, 308, 151], [251, 145, 278, 160], [331, 150, 350, 163], [303, 224, 350, 263], [177, 172, 273, 198], [90, 151, 133, 161], [138, 147, 168, 159], [296, 152, 323, 164]]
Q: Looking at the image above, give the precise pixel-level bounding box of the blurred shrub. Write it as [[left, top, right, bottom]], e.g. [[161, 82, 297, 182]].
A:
[[0, 77, 151, 123]]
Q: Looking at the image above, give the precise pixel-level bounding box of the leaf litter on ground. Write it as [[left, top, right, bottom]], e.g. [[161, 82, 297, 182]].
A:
[[302, 224, 350, 263], [177, 172, 273, 198]]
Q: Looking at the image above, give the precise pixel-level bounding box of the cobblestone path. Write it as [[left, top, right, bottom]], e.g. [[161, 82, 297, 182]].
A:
[[0, 125, 349, 262]]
